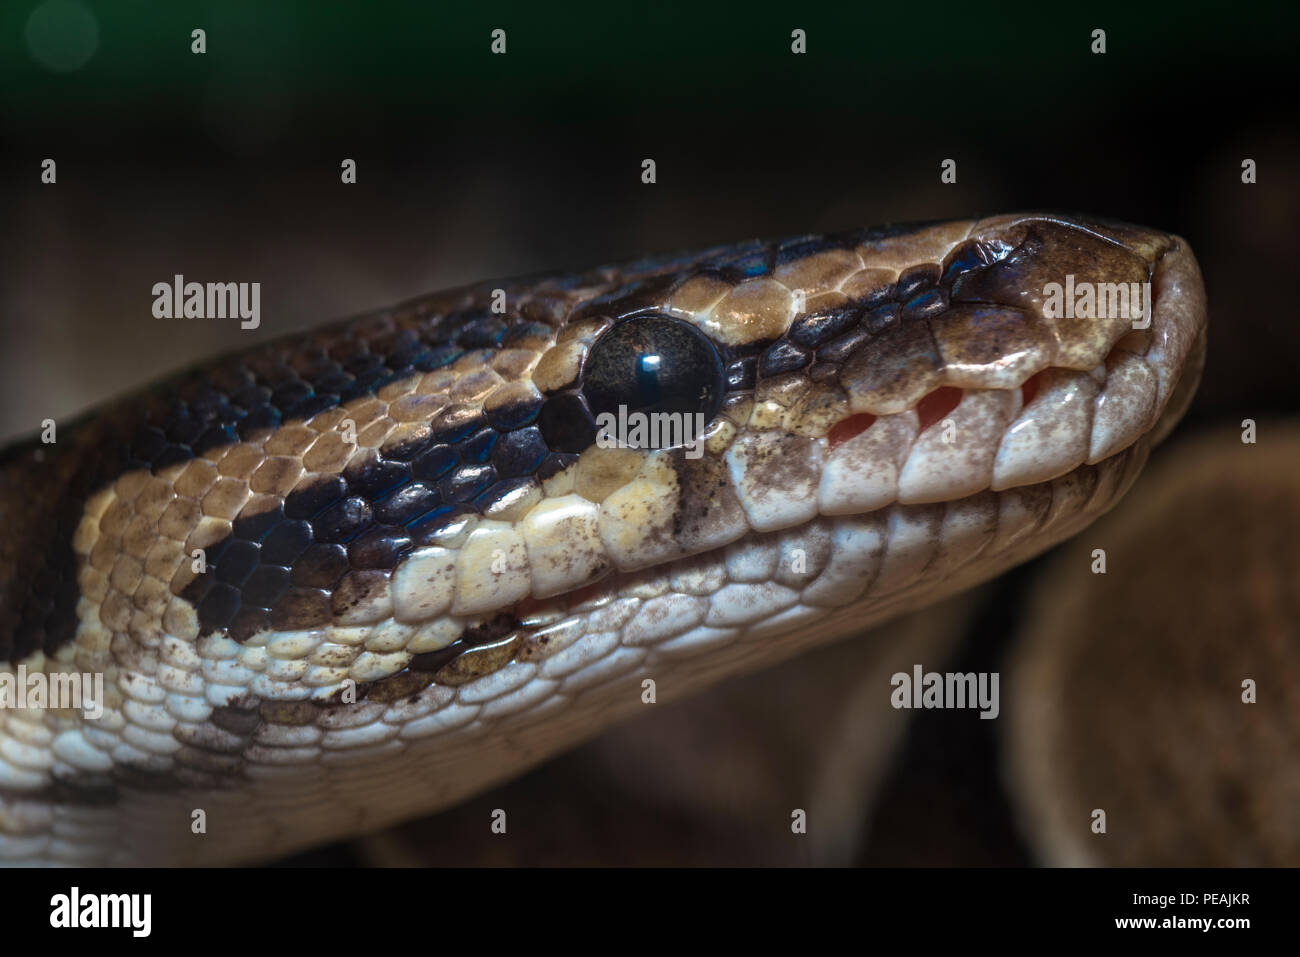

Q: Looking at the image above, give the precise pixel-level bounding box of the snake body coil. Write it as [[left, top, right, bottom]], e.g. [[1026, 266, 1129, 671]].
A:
[[0, 213, 1207, 865]]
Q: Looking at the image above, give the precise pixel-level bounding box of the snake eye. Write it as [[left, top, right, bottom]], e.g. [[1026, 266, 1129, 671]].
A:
[[581, 314, 724, 439]]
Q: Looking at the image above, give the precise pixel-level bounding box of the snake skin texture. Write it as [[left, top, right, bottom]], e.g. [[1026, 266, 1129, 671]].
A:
[[0, 212, 1207, 864]]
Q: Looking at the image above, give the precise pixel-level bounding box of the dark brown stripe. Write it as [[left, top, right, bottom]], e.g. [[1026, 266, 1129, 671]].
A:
[[178, 396, 571, 640]]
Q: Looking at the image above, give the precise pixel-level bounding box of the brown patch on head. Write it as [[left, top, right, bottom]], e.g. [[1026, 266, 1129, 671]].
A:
[[840, 319, 944, 415], [931, 305, 1053, 384], [955, 219, 1166, 372]]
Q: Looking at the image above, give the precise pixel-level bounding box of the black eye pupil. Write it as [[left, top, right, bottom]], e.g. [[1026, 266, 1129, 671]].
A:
[[582, 315, 724, 426]]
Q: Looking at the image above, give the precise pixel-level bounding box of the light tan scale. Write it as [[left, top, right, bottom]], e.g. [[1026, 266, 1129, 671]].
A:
[[0, 213, 1207, 864]]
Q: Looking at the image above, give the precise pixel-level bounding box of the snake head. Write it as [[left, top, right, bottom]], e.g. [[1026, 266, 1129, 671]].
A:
[[523, 212, 1207, 578], [0, 212, 1207, 864]]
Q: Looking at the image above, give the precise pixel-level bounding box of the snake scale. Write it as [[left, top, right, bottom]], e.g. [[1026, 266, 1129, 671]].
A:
[[0, 212, 1207, 865]]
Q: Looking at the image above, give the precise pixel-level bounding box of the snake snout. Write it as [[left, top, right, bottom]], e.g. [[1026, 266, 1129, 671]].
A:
[[818, 213, 1207, 507]]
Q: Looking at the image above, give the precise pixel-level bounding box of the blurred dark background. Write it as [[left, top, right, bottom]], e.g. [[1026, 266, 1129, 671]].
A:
[[0, 0, 1295, 864]]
